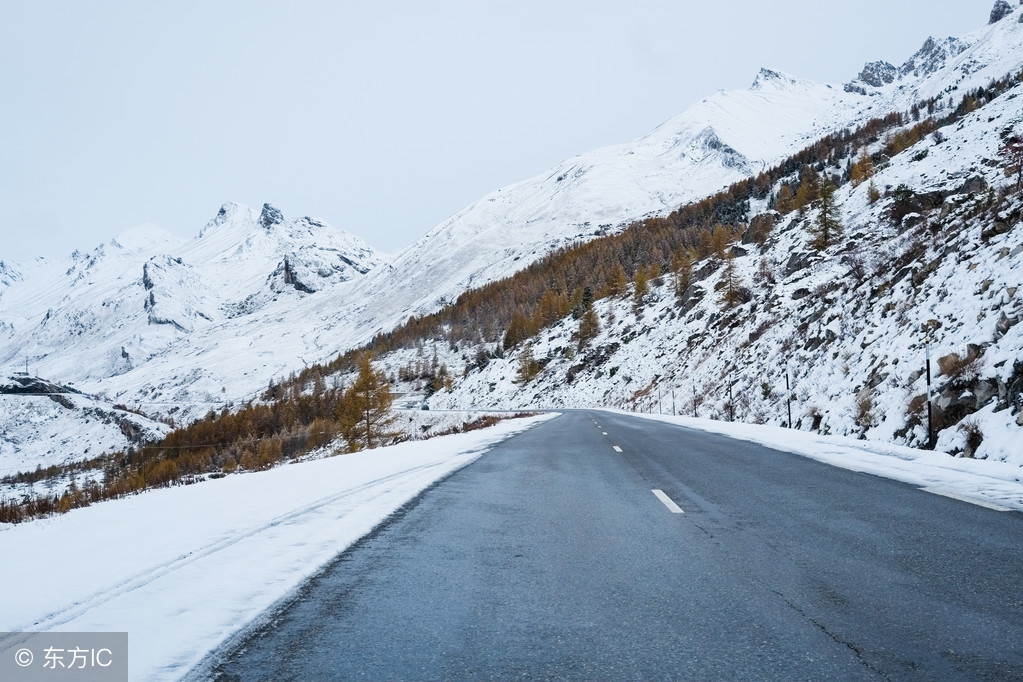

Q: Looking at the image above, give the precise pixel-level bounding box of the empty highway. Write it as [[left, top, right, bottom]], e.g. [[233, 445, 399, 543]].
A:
[[198, 411, 1023, 680]]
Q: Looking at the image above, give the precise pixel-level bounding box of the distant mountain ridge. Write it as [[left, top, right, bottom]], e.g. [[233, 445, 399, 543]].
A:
[[1, 201, 380, 377]]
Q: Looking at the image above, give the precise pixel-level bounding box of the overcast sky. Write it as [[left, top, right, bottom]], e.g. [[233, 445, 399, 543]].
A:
[[0, 1, 997, 262]]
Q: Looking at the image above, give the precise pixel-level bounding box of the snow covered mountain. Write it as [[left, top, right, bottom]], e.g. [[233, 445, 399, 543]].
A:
[[1, 204, 381, 465], [1, 202, 380, 381], [354, 68, 860, 325], [419, 5, 1023, 465], [3, 2, 1022, 471]]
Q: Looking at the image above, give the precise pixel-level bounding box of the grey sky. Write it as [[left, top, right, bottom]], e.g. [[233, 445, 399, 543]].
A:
[[1, 1, 996, 262]]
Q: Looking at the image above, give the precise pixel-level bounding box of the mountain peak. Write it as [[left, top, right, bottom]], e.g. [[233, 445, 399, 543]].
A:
[[201, 202, 244, 234], [899, 36, 969, 80], [0, 259, 21, 287], [750, 68, 799, 90], [259, 203, 285, 229]]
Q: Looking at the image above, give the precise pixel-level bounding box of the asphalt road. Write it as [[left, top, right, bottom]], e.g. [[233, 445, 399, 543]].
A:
[[197, 411, 1023, 681]]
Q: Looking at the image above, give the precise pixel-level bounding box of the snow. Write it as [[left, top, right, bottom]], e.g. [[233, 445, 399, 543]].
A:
[[0, 414, 555, 682], [0, 203, 385, 473], [109, 224, 185, 253], [2, 8, 1021, 675], [616, 410, 1023, 513], [0, 390, 170, 475]]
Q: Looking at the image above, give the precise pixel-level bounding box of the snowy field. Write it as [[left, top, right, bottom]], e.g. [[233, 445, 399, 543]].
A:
[[0, 415, 555, 681], [620, 410, 1023, 512]]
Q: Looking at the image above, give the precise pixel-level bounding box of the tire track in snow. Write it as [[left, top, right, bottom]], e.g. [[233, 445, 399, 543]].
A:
[[15, 456, 476, 633]]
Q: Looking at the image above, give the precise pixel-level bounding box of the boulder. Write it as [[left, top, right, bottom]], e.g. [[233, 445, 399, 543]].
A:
[[784, 251, 814, 277], [859, 61, 897, 87], [958, 176, 988, 194], [990, 0, 1014, 23], [995, 311, 1020, 339]]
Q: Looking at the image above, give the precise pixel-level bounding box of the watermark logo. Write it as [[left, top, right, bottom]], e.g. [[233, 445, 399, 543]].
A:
[[1, 633, 127, 681]]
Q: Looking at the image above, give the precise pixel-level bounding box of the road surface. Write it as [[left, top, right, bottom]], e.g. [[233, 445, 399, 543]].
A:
[[197, 410, 1023, 680]]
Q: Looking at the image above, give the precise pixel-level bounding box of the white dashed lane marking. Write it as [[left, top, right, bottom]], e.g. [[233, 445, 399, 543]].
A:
[[652, 489, 685, 514]]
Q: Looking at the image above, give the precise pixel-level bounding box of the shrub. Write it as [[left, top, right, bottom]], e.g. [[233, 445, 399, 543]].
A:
[[907, 393, 927, 420], [807, 405, 824, 432], [958, 419, 983, 458], [937, 349, 982, 386], [867, 181, 881, 204], [746, 213, 775, 245], [854, 389, 875, 432]]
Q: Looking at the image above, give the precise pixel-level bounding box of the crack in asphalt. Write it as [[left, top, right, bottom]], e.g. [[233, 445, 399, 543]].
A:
[[772, 588, 891, 681]]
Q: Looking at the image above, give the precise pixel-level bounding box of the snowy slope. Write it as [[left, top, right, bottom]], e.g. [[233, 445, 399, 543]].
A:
[[0, 80, 835, 461], [386, 1, 1023, 323], [429, 43, 1023, 465], [0, 204, 382, 468], [0, 375, 171, 474], [349, 69, 870, 330]]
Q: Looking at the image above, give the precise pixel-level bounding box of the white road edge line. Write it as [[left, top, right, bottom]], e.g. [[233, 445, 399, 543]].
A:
[[919, 487, 1013, 512], [612, 445, 623, 453], [652, 489, 684, 514]]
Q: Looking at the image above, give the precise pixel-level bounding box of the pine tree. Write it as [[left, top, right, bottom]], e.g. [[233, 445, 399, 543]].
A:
[[632, 264, 649, 313], [575, 302, 600, 349], [503, 310, 530, 350], [807, 180, 843, 251], [535, 289, 566, 328], [849, 148, 874, 187], [717, 252, 747, 309], [581, 285, 594, 310], [792, 170, 820, 214], [340, 353, 396, 451], [438, 365, 454, 391], [672, 251, 692, 300], [709, 224, 732, 262], [775, 185, 794, 214], [867, 180, 881, 204], [607, 264, 627, 297], [514, 342, 541, 383]]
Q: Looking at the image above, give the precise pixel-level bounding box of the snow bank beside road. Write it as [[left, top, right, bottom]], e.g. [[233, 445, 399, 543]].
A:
[[0, 414, 556, 681], [618, 410, 1023, 512]]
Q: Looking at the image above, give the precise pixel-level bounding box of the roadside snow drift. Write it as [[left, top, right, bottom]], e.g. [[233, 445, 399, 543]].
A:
[[0, 415, 554, 682]]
